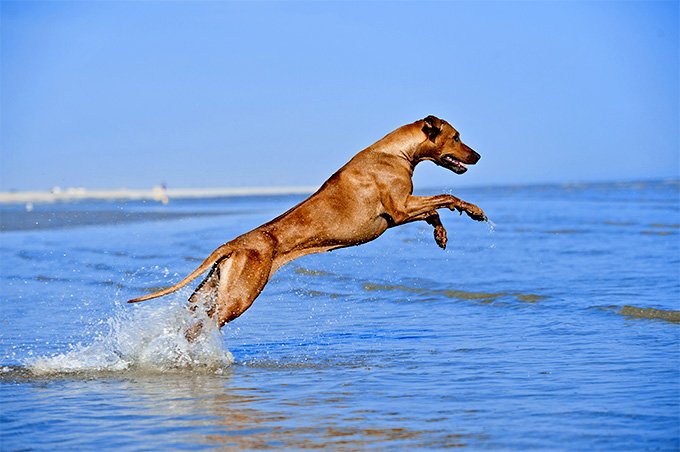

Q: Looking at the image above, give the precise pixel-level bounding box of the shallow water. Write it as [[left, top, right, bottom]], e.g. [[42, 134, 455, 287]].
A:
[[1, 181, 679, 449]]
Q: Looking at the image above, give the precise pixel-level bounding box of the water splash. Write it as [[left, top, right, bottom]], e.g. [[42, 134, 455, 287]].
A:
[[27, 299, 233, 375], [485, 219, 497, 249]]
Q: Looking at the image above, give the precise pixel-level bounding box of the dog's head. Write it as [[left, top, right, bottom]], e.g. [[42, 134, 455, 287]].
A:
[[419, 115, 480, 174]]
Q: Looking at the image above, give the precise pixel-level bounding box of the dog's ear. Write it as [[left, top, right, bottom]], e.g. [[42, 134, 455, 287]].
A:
[[421, 115, 442, 143]]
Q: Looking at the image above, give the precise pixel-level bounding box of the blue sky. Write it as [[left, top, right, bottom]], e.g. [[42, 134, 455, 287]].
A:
[[1, 0, 678, 191]]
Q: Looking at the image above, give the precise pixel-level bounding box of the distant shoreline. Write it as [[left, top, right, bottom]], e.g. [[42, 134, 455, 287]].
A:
[[0, 186, 318, 205], [1, 179, 677, 205]]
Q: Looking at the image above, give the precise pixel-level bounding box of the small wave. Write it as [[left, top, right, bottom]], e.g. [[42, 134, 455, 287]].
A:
[[35, 275, 72, 283], [640, 230, 676, 236], [296, 289, 343, 299], [544, 229, 590, 235], [649, 223, 680, 229], [27, 300, 233, 375], [362, 282, 545, 304], [294, 267, 336, 277]]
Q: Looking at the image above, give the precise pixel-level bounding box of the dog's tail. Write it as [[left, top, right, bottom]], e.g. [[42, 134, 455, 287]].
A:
[[127, 244, 232, 304]]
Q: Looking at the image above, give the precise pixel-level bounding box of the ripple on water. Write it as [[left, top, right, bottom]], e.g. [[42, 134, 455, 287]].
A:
[[362, 282, 546, 304]]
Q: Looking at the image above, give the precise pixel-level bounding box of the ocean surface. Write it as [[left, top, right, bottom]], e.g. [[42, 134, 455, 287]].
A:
[[1, 181, 678, 450]]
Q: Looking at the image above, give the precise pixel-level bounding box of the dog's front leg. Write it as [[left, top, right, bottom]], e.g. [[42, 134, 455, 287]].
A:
[[425, 211, 448, 249], [392, 194, 487, 223], [388, 207, 448, 248]]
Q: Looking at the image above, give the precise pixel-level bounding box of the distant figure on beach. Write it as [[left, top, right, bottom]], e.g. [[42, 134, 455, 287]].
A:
[[152, 183, 169, 205]]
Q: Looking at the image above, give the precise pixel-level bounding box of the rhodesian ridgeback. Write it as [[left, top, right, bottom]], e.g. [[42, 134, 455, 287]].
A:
[[128, 116, 487, 337]]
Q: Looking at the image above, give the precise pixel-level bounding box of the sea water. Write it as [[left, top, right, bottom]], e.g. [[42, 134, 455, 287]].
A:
[[1, 181, 678, 449]]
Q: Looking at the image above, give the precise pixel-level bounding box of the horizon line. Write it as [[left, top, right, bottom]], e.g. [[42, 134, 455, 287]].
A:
[[1, 178, 678, 205]]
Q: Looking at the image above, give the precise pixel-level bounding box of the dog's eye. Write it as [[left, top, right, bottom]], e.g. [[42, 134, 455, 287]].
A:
[[453, 135, 460, 143]]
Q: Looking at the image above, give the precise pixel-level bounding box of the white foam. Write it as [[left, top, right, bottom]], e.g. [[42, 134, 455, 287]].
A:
[[28, 300, 233, 375]]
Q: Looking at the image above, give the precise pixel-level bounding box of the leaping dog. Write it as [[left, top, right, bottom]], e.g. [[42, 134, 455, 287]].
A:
[[128, 116, 487, 338]]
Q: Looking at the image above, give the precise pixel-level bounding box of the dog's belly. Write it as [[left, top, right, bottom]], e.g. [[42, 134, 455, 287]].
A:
[[269, 214, 388, 257], [269, 217, 388, 276], [319, 217, 388, 248]]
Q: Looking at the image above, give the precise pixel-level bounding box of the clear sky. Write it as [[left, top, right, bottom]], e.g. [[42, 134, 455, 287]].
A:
[[1, 0, 678, 191]]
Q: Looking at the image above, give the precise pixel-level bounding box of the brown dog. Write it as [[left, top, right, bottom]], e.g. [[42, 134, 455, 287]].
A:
[[128, 116, 487, 335]]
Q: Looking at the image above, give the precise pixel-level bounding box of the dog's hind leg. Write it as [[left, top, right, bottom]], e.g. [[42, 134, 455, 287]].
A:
[[188, 262, 222, 313], [185, 244, 274, 340], [212, 247, 274, 327], [184, 264, 221, 341]]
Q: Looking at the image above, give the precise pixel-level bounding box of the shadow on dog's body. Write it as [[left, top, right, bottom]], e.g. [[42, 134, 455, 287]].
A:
[[128, 116, 487, 335]]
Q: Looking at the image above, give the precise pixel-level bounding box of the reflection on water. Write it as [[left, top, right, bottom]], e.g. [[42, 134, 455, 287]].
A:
[[1, 362, 480, 449]]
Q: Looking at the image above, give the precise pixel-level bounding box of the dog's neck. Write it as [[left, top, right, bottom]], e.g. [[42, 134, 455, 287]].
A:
[[374, 123, 437, 171]]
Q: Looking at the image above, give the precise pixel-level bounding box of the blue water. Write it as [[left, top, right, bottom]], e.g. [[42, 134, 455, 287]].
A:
[[1, 181, 679, 449]]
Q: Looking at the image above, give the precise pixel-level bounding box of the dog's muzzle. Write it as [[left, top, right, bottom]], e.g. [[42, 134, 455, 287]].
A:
[[441, 143, 481, 174], [441, 155, 469, 174]]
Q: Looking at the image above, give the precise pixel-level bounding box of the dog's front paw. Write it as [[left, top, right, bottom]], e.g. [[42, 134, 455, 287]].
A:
[[465, 204, 487, 222], [455, 203, 487, 222], [434, 225, 447, 249]]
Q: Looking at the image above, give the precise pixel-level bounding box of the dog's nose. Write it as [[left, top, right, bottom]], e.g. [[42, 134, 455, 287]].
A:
[[463, 143, 481, 164]]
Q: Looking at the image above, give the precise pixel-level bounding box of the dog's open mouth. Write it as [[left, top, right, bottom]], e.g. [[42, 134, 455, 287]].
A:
[[441, 155, 468, 174]]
